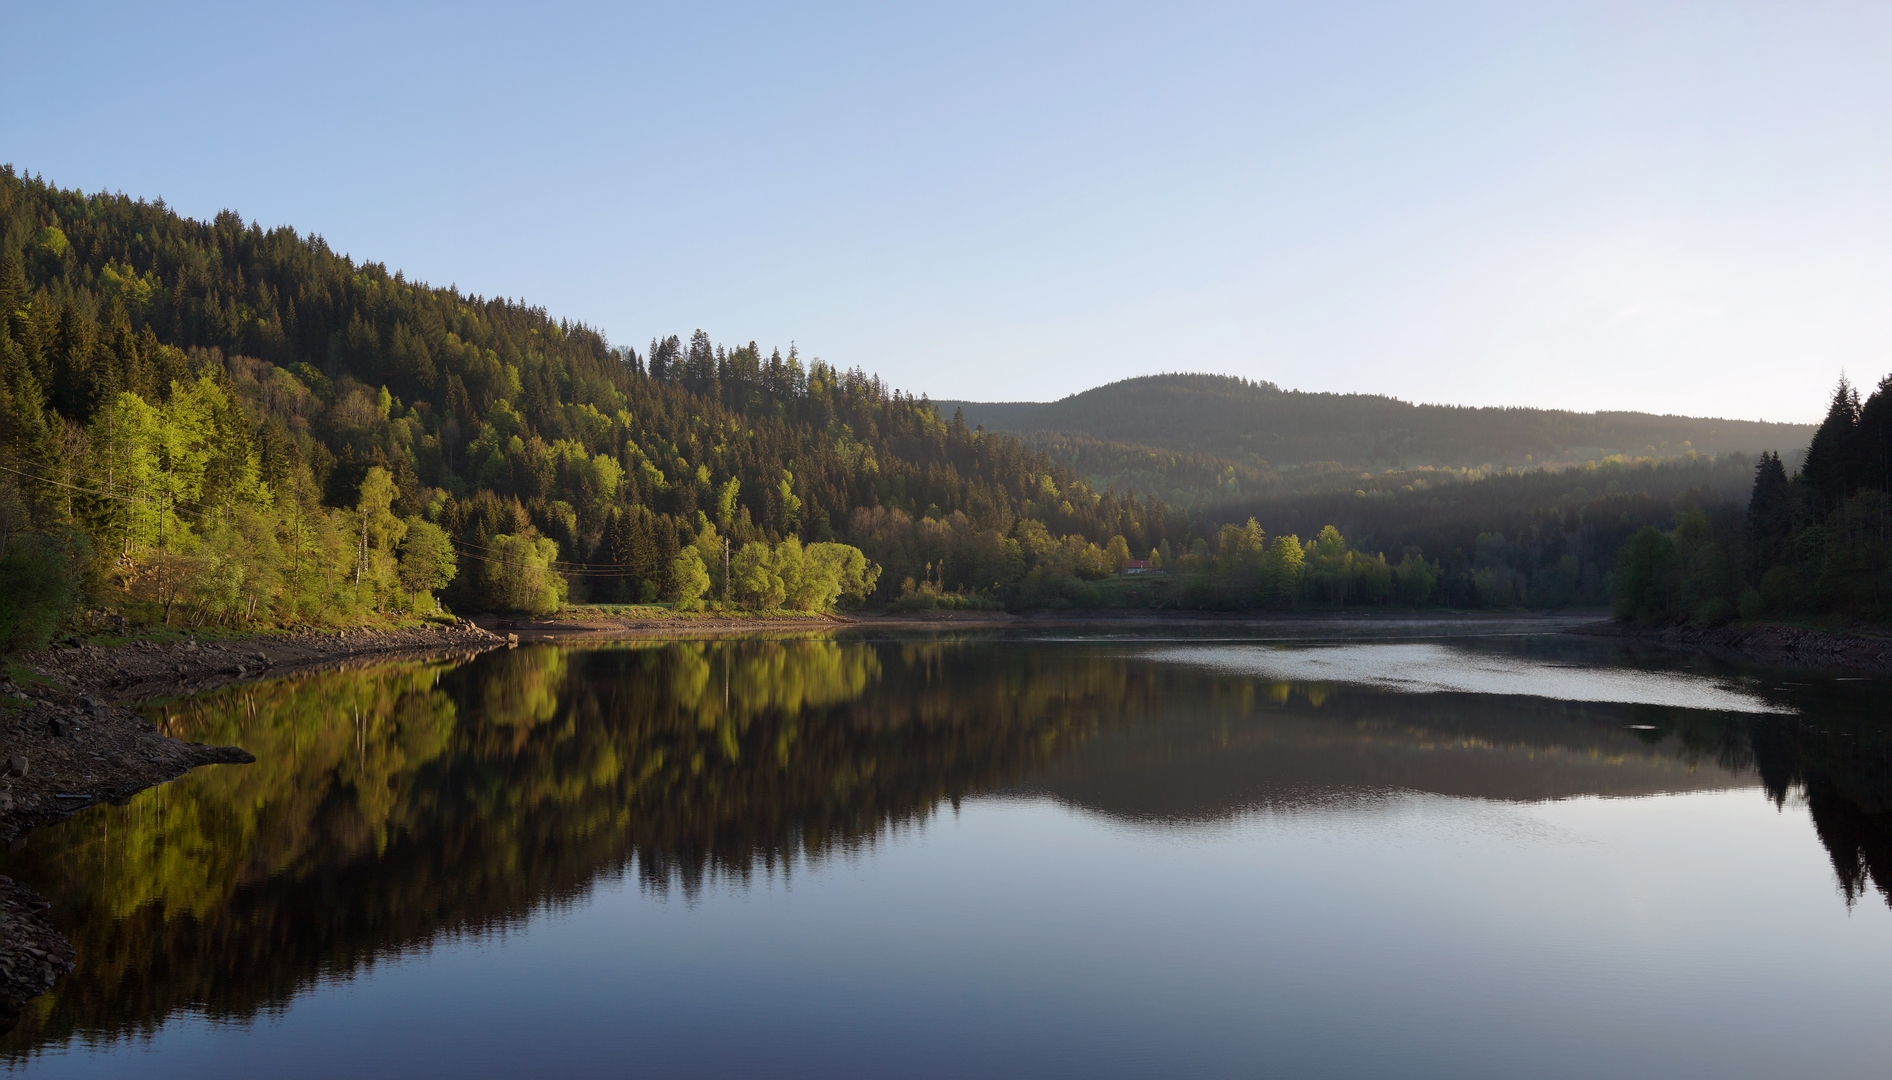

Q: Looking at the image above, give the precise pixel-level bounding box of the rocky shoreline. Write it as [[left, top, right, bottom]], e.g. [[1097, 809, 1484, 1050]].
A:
[[1567, 618, 1892, 671], [0, 618, 507, 1030], [0, 875, 72, 1029]]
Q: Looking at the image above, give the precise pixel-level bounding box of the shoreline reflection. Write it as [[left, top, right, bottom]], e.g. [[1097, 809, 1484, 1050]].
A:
[[1, 636, 1887, 1062]]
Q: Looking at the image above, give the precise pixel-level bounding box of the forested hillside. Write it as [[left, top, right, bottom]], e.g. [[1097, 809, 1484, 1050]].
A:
[[1010, 430, 1281, 507], [1614, 376, 1892, 625], [0, 167, 1174, 637], [1127, 375, 1889, 621], [0, 167, 1857, 635], [943, 373, 1814, 482], [1171, 456, 1755, 610]]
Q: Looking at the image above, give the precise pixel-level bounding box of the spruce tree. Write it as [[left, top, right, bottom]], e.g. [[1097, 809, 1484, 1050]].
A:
[[1851, 375, 1892, 495], [1799, 377, 1860, 510], [1746, 451, 1793, 575]]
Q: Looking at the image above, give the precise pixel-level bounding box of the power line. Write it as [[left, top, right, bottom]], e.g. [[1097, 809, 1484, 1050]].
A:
[[0, 460, 155, 505], [4, 459, 664, 576], [0, 460, 221, 522]]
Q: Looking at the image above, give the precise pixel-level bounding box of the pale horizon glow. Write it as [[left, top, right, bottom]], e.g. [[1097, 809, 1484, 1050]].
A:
[[7, 2, 1889, 424]]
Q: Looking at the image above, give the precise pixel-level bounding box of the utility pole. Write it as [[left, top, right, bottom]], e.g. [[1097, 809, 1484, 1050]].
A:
[[723, 536, 731, 607]]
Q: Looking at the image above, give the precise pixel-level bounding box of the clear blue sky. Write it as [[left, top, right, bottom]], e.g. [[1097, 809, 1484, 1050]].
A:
[[7, 1, 1888, 421]]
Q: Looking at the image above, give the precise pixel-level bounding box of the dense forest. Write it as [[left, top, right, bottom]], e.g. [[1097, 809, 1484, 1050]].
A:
[[1148, 382, 1890, 623], [0, 168, 1180, 637], [1166, 455, 1756, 611], [1013, 429, 1282, 507], [943, 373, 1813, 502], [1615, 376, 1892, 625], [0, 167, 1859, 634]]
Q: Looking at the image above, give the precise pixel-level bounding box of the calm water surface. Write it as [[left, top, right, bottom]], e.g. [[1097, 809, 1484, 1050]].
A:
[[3, 630, 1890, 1078]]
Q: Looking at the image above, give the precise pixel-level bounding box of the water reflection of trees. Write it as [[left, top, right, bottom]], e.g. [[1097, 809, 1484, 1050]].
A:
[[0, 641, 1888, 1059], [0, 639, 1149, 1055], [1630, 702, 1892, 908], [1011, 687, 1754, 819]]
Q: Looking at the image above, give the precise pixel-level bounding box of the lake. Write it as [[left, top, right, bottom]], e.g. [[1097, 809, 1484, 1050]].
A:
[[3, 629, 1889, 1078]]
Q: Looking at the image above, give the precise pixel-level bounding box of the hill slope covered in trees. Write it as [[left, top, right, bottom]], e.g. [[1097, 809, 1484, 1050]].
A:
[[0, 167, 1177, 636], [0, 167, 1859, 636], [941, 373, 1814, 483], [1612, 375, 1892, 626]]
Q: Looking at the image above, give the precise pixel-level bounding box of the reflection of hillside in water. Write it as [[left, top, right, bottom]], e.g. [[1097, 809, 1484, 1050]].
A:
[[1018, 664, 1892, 911], [0, 640, 1124, 1055], [0, 639, 1888, 1059], [1009, 684, 1755, 821]]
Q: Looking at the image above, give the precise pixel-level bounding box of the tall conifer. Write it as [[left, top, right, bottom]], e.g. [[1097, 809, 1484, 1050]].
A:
[[1799, 377, 1860, 509], [1851, 375, 1892, 495], [1746, 451, 1793, 573]]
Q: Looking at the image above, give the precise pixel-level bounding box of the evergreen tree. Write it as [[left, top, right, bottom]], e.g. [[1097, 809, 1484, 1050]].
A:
[[1852, 374, 1892, 495], [1800, 376, 1860, 510], [1746, 451, 1793, 574]]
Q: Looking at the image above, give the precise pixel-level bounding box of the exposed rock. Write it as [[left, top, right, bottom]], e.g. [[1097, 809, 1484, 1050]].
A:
[[0, 876, 75, 1034]]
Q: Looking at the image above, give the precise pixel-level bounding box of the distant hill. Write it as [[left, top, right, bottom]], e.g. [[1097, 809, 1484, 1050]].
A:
[[938, 373, 1815, 478]]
